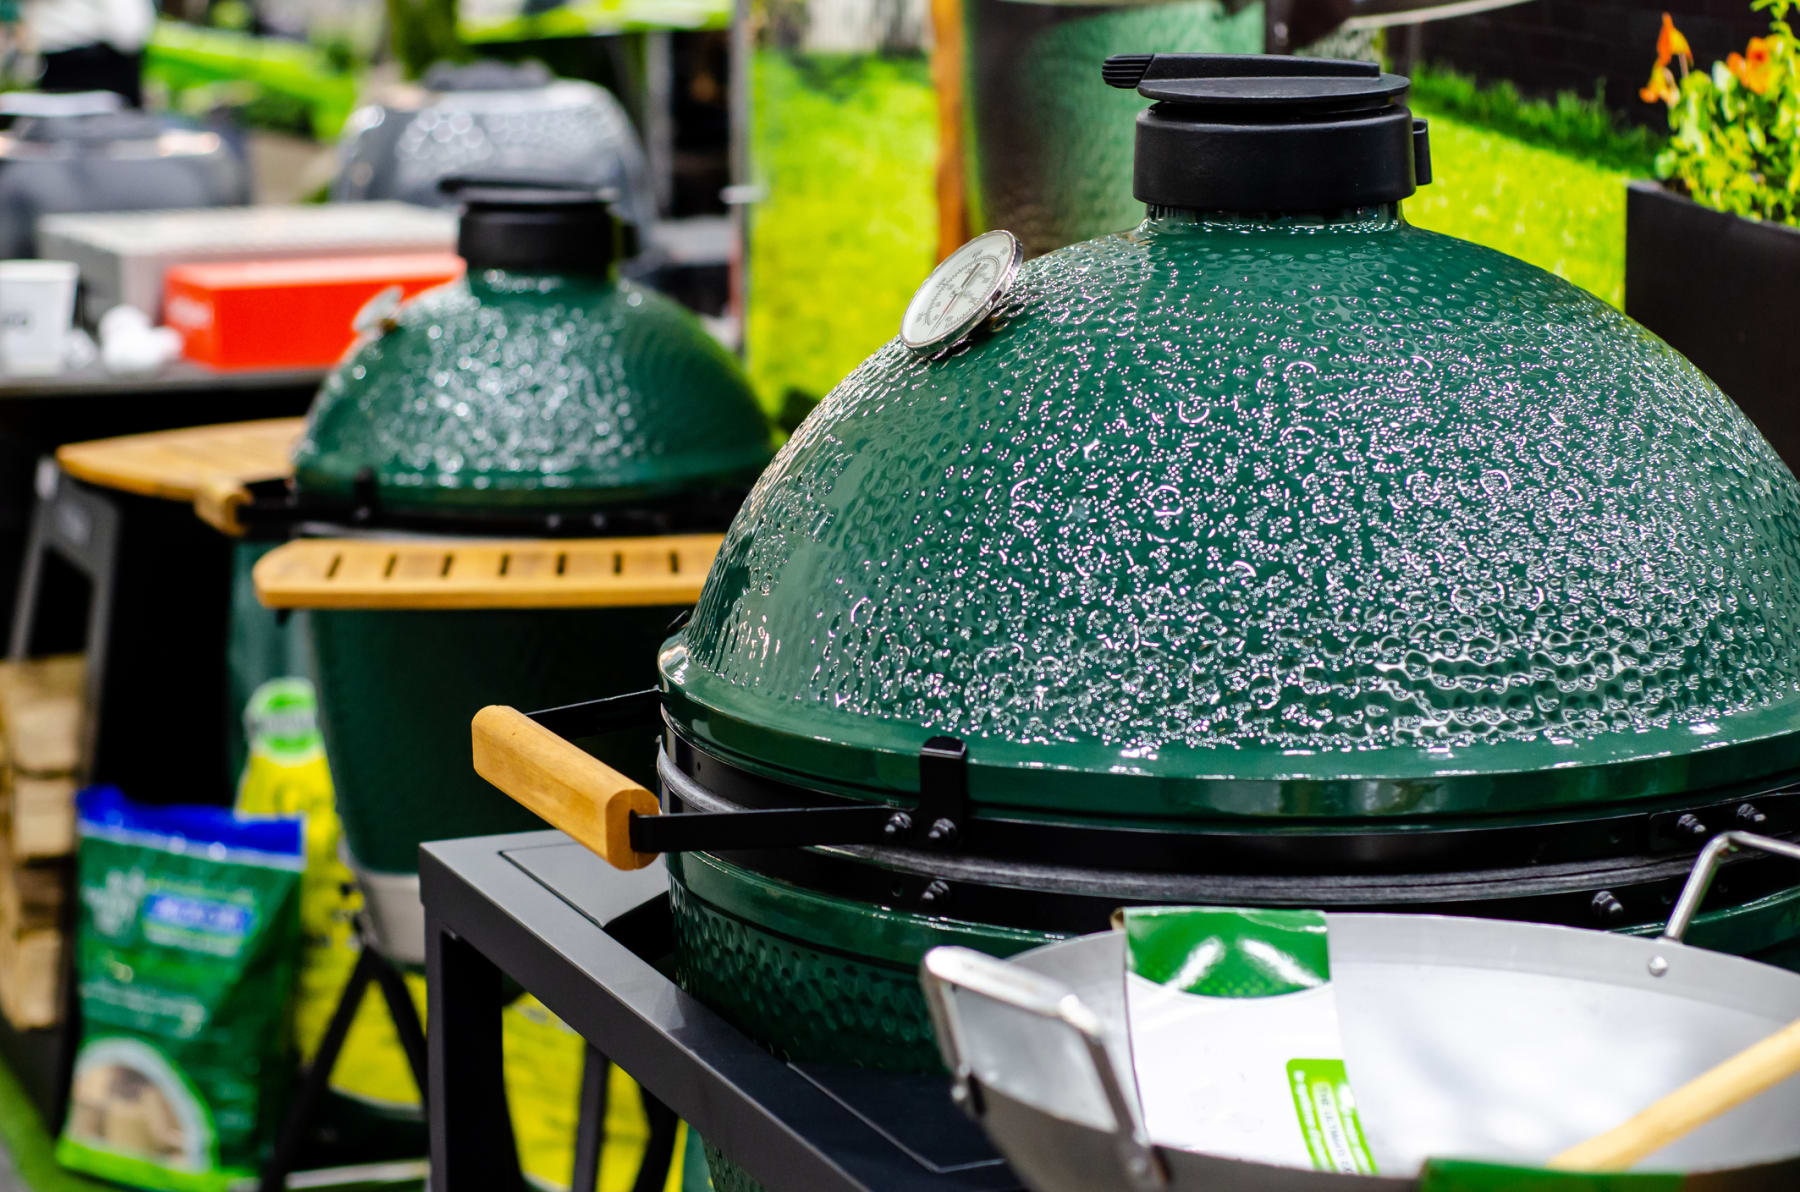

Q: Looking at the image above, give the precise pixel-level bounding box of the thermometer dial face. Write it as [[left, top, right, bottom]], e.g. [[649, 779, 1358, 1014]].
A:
[[901, 229, 1022, 355], [352, 285, 406, 336]]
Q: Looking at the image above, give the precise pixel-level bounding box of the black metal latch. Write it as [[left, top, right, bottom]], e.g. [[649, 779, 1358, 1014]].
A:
[[886, 736, 969, 848]]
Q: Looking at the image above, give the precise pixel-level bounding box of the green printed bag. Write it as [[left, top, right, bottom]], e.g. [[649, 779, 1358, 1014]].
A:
[[1123, 906, 1377, 1175], [58, 787, 303, 1192]]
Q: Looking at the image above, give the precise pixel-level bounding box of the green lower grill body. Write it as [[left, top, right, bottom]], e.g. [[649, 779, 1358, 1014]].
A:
[[308, 604, 681, 878], [670, 849, 1800, 1186]]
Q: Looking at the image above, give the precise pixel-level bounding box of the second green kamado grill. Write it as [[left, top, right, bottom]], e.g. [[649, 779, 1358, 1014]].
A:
[[255, 176, 770, 960]]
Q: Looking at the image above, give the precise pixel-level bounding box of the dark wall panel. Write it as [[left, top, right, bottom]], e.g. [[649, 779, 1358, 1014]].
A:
[[1418, 1, 1771, 121]]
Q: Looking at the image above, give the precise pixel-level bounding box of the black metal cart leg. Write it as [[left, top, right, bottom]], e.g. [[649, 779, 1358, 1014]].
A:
[[259, 945, 380, 1192], [368, 948, 430, 1108], [428, 915, 525, 1192], [631, 1087, 679, 1192], [9, 469, 121, 777], [571, 1044, 610, 1192]]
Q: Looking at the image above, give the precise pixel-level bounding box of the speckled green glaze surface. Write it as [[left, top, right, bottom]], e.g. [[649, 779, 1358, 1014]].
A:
[[663, 207, 1800, 821], [668, 851, 1049, 1072], [293, 270, 771, 511]]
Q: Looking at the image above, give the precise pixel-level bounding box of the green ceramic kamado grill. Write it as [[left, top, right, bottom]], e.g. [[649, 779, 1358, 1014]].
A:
[[252, 176, 770, 958], [474, 52, 1800, 1160]]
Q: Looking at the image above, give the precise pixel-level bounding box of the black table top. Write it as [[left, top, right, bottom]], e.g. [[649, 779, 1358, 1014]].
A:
[[419, 831, 1023, 1192], [0, 360, 326, 402]]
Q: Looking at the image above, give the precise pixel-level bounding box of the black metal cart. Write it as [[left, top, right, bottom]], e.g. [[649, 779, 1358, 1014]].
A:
[[420, 831, 1024, 1192]]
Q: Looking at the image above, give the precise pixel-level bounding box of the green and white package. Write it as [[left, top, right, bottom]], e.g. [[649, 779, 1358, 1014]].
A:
[[1122, 906, 1377, 1175], [58, 787, 303, 1192]]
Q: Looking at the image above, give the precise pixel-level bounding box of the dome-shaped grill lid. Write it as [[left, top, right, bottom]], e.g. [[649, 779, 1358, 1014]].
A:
[[292, 172, 769, 515], [661, 58, 1800, 826]]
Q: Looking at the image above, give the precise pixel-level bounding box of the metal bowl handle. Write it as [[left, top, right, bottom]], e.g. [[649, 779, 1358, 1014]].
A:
[[1662, 831, 1800, 943], [920, 947, 1167, 1191]]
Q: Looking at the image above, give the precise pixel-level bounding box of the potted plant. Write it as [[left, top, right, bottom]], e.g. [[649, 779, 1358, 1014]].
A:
[[1626, 5, 1799, 467]]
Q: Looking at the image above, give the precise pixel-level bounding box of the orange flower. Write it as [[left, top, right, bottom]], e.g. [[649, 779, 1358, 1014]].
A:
[[1640, 63, 1680, 104], [1729, 35, 1776, 93], [1656, 12, 1693, 68]]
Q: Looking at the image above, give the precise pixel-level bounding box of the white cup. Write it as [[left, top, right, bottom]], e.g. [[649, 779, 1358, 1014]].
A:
[[0, 260, 80, 377]]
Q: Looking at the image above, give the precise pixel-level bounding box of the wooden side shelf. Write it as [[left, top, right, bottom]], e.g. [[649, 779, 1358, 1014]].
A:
[[55, 418, 304, 501], [55, 418, 305, 535], [252, 534, 724, 610]]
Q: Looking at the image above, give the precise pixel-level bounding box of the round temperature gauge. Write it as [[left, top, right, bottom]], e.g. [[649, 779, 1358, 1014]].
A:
[[900, 229, 1022, 355]]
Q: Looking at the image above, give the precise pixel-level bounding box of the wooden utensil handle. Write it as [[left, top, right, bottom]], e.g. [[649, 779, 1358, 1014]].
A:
[[471, 705, 659, 870], [1550, 1014, 1800, 1171]]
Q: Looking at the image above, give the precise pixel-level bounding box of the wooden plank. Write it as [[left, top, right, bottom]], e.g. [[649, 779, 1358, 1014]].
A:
[[253, 534, 725, 610], [393, 549, 451, 582], [672, 539, 716, 577], [0, 842, 65, 1029], [56, 417, 304, 502], [333, 547, 393, 587], [5, 774, 78, 860], [0, 845, 65, 935], [930, 0, 970, 261], [560, 549, 615, 581], [618, 545, 668, 577], [0, 655, 83, 774], [0, 927, 62, 1029], [506, 549, 560, 582], [0, 655, 83, 860], [444, 546, 509, 587]]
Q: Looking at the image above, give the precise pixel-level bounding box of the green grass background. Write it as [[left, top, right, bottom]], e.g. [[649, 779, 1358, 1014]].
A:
[[1403, 104, 1634, 307], [746, 53, 940, 418], [746, 52, 1643, 413]]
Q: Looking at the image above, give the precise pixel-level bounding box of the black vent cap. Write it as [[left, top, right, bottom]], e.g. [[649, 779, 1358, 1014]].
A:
[[1103, 52, 1379, 94], [423, 59, 554, 93], [442, 173, 624, 274], [14, 109, 167, 144], [1103, 53, 1432, 212]]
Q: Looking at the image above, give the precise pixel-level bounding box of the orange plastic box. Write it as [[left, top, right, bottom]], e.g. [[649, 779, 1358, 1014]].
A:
[[164, 253, 464, 371]]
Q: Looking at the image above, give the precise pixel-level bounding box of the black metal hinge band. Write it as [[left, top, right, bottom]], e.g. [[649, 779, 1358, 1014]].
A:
[[627, 735, 973, 857], [528, 689, 664, 740]]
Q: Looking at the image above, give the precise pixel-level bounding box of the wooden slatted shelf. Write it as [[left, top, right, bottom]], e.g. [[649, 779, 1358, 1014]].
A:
[[252, 534, 724, 610]]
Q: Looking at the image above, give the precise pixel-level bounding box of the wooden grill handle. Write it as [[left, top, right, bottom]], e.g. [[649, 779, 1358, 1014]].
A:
[[471, 705, 659, 871], [1549, 1014, 1800, 1171], [193, 477, 253, 537]]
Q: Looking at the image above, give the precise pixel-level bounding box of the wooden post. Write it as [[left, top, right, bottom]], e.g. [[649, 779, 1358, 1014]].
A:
[[930, 0, 969, 261]]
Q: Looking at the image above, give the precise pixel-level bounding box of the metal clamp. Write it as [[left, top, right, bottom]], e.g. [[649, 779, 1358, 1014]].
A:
[[920, 947, 1167, 1191], [915, 736, 969, 849], [1662, 831, 1800, 943]]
